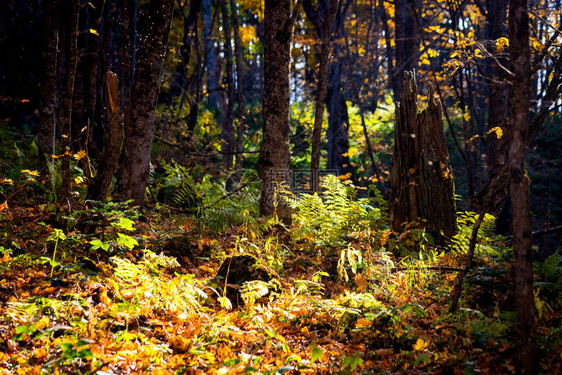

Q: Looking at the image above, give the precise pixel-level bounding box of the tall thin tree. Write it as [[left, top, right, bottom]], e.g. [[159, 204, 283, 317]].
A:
[[508, 0, 535, 372]]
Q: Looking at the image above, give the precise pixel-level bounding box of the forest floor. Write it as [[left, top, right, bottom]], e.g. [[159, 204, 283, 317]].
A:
[[0, 198, 561, 374]]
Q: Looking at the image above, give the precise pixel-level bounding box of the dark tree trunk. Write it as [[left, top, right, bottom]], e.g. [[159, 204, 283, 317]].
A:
[[80, 0, 104, 175], [394, 0, 420, 99], [486, 0, 509, 185], [38, 0, 60, 167], [325, 1, 351, 175], [58, 0, 80, 203], [379, 0, 396, 98], [310, 0, 339, 179], [303, 0, 351, 176], [218, 0, 235, 170], [508, 0, 535, 372], [170, 0, 201, 98], [88, 72, 123, 201], [259, 0, 295, 221], [230, 0, 245, 168], [118, 0, 174, 204], [202, 0, 219, 109], [390, 72, 457, 238]]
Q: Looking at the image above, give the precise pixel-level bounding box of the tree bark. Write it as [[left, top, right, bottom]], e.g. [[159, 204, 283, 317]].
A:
[[390, 71, 457, 238], [394, 0, 420, 99], [508, 0, 535, 372], [87, 72, 123, 201], [230, 0, 245, 168], [259, 0, 295, 221], [218, 0, 235, 170], [38, 0, 60, 167], [325, 0, 351, 175], [202, 0, 219, 109], [58, 0, 80, 203], [118, 0, 174, 204], [310, 0, 339, 178], [485, 0, 509, 201]]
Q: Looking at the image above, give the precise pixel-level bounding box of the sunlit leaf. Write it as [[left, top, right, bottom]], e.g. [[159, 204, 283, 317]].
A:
[[487, 126, 503, 139], [496, 37, 509, 52], [413, 338, 430, 351]]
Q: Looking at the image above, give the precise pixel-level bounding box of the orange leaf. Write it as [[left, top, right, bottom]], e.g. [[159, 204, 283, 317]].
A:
[[356, 318, 372, 328]]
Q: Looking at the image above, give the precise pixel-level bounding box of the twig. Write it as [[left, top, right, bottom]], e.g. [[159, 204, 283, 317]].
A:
[[391, 266, 463, 273]]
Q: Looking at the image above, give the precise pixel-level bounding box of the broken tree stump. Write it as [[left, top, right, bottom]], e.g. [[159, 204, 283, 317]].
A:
[[390, 71, 457, 238]]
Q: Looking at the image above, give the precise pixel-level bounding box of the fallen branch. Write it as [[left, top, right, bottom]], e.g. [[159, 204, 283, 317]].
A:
[[390, 266, 463, 273]]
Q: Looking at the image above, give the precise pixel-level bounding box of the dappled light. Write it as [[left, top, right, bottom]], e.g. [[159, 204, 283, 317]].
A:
[[1, 0, 561, 373]]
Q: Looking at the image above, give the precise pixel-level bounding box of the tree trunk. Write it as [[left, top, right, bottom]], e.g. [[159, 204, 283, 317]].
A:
[[87, 72, 123, 201], [486, 0, 509, 194], [80, 0, 104, 176], [394, 0, 420, 99], [230, 0, 245, 168], [310, 0, 339, 179], [118, 0, 174, 204], [58, 0, 80, 203], [508, 0, 535, 372], [218, 0, 235, 170], [38, 0, 60, 167], [259, 0, 294, 221], [202, 0, 219, 109], [170, 0, 201, 98], [325, 1, 351, 175], [390, 71, 457, 238]]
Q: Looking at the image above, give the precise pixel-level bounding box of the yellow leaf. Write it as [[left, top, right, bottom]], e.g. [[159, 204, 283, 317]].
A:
[[530, 37, 546, 53], [487, 126, 503, 139], [427, 48, 438, 58], [495, 37, 509, 53], [89, 29, 99, 36], [474, 48, 484, 58], [73, 150, 87, 160], [0, 178, 13, 185], [239, 25, 256, 44], [413, 338, 430, 351]]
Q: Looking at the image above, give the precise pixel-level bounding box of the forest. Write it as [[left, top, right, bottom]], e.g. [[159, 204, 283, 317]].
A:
[[0, 0, 561, 373]]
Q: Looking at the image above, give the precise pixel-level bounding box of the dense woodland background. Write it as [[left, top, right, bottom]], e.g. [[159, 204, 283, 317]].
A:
[[0, 0, 561, 373]]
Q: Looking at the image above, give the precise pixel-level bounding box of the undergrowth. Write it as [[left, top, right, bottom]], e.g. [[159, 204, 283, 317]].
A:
[[1, 157, 562, 373]]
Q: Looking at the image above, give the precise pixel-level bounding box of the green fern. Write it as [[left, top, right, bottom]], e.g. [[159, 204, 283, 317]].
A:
[[289, 174, 382, 247]]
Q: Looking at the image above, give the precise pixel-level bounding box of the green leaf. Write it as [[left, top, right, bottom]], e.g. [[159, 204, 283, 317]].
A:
[[89, 239, 110, 251], [310, 343, 323, 363], [116, 233, 138, 249], [112, 217, 135, 231]]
